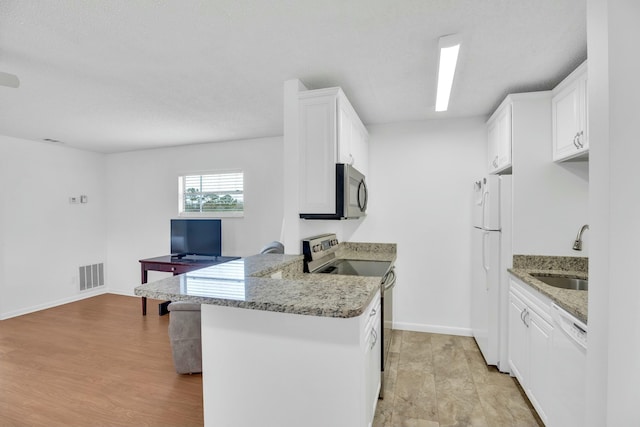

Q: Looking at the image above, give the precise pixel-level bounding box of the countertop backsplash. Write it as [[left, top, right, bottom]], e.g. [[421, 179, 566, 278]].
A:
[[512, 255, 588, 273]]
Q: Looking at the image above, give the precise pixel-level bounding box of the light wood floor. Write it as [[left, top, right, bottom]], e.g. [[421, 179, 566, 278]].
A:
[[0, 294, 203, 427], [1, 294, 541, 427]]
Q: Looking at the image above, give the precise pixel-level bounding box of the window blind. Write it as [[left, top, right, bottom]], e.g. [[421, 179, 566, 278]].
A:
[[182, 262, 246, 300], [180, 171, 244, 214]]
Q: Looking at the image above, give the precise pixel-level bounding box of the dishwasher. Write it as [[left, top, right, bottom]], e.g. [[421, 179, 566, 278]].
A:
[[550, 303, 587, 427]]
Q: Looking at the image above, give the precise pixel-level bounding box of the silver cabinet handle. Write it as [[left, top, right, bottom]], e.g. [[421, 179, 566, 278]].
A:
[[573, 131, 585, 149], [577, 130, 584, 148], [369, 307, 377, 317], [370, 329, 378, 350], [520, 308, 530, 327]]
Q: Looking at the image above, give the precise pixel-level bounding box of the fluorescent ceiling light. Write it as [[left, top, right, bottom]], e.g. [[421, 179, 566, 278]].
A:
[[435, 35, 461, 112]]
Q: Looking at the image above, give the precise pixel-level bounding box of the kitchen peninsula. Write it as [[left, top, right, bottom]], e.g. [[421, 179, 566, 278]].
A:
[[134, 244, 396, 427]]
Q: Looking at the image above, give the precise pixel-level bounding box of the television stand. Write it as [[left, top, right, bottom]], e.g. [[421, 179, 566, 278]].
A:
[[138, 255, 240, 315]]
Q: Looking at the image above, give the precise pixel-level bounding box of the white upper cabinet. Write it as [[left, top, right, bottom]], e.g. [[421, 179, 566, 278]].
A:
[[298, 87, 369, 214], [552, 61, 588, 162], [338, 94, 369, 176], [487, 99, 512, 174]]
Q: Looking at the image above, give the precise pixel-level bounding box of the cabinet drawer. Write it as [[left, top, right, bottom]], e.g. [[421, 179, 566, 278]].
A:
[[143, 262, 197, 274], [510, 277, 553, 324]]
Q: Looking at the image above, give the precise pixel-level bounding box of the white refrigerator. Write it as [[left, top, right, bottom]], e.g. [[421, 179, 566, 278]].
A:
[[471, 175, 512, 372]]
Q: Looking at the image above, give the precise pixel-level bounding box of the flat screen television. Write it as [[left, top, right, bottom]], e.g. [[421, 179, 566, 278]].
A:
[[170, 219, 222, 258]]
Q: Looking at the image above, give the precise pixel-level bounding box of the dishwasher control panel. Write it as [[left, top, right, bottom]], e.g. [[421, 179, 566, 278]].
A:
[[553, 303, 588, 349]]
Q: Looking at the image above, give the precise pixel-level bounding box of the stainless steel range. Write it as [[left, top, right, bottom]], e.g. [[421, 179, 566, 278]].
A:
[[302, 233, 396, 399]]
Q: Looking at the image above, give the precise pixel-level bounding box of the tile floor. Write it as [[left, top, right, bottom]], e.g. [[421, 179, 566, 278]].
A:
[[373, 331, 543, 427]]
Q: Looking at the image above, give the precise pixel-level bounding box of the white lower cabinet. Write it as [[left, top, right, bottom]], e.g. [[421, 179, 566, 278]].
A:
[[527, 308, 553, 423], [508, 277, 553, 425], [364, 297, 382, 426], [508, 291, 529, 382], [201, 293, 381, 427]]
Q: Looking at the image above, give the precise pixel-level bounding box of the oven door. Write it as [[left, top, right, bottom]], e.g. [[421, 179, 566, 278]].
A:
[[380, 267, 396, 399]]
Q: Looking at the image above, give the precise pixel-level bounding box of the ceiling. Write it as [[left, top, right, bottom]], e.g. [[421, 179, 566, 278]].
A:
[[0, 0, 586, 154]]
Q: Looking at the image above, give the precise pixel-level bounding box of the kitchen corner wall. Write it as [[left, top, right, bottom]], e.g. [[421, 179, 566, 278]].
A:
[[0, 135, 107, 319], [105, 136, 284, 295], [350, 118, 487, 335], [510, 95, 589, 256]]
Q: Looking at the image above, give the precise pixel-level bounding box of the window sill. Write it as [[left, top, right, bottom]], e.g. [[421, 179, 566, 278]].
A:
[[179, 211, 244, 219]]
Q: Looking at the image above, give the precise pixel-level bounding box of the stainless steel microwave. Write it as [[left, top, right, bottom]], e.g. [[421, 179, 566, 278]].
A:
[[300, 163, 368, 220]]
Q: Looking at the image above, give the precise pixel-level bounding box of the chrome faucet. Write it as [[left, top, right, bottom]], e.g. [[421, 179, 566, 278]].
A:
[[572, 224, 589, 251]]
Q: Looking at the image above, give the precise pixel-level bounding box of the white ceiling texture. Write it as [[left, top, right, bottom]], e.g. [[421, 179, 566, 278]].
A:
[[0, 0, 586, 153]]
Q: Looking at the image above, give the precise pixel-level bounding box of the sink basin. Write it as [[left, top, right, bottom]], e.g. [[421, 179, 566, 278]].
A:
[[530, 274, 588, 291]]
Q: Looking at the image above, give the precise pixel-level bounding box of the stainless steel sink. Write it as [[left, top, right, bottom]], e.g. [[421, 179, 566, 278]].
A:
[[531, 274, 588, 291]]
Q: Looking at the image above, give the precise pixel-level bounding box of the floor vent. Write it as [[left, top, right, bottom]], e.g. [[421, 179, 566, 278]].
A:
[[79, 263, 104, 291]]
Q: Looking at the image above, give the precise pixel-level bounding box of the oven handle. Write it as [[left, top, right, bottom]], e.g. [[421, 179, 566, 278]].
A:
[[382, 268, 396, 291]]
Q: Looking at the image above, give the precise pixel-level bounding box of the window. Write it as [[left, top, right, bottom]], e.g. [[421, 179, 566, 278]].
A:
[[178, 171, 244, 217]]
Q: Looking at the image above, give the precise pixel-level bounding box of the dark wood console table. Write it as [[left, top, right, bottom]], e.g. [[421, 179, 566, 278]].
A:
[[139, 255, 240, 315]]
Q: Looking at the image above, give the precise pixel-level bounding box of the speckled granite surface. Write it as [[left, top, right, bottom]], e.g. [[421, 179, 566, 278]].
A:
[[336, 242, 397, 262], [512, 255, 588, 272], [509, 255, 588, 323], [134, 243, 396, 319]]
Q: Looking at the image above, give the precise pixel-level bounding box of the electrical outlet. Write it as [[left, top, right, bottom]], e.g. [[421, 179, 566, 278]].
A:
[[69, 197, 79, 204]]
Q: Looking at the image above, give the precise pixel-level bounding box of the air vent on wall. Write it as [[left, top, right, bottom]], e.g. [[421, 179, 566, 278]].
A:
[[79, 263, 104, 290]]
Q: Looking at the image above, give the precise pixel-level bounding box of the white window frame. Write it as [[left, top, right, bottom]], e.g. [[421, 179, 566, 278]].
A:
[[178, 170, 244, 218]]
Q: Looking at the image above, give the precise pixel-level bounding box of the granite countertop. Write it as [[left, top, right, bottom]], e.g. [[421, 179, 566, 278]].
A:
[[134, 242, 396, 319], [335, 241, 397, 262], [508, 255, 588, 324]]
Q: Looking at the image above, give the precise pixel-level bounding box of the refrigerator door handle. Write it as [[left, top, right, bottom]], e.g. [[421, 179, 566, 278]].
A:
[[482, 231, 490, 283], [481, 190, 489, 229]]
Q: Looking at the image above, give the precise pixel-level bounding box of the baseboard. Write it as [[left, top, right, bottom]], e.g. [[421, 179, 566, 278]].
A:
[[393, 321, 473, 337], [0, 288, 108, 320], [106, 288, 136, 297]]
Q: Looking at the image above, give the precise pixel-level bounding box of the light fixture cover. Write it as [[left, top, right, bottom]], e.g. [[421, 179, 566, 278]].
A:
[[435, 34, 461, 112]]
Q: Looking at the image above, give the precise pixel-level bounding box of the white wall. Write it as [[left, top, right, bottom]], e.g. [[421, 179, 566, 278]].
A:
[[587, 1, 640, 425], [105, 136, 284, 295], [0, 135, 107, 319], [586, 2, 640, 425], [350, 118, 487, 335], [585, 1, 609, 425], [510, 93, 590, 257]]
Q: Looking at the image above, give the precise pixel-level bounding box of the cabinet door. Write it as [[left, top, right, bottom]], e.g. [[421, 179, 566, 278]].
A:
[[578, 74, 588, 151], [365, 313, 381, 425], [338, 104, 353, 165], [299, 93, 338, 214], [487, 119, 499, 172], [337, 94, 369, 176], [350, 124, 369, 176], [528, 311, 553, 425], [552, 72, 588, 161], [508, 291, 529, 384], [488, 103, 512, 174], [496, 104, 512, 169]]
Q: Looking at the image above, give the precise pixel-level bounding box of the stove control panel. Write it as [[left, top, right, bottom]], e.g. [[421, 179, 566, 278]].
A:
[[302, 233, 339, 265]]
